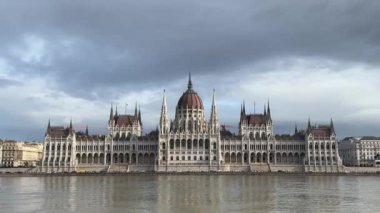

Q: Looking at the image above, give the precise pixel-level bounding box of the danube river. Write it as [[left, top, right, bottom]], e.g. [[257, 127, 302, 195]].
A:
[[0, 175, 379, 213]]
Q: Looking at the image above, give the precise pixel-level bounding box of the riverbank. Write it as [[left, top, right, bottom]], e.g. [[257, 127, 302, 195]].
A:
[[1, 170, 380, 177]]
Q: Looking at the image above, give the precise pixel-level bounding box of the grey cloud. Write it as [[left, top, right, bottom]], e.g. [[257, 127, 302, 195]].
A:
[[0, 78, 19, 88], [1, 1, 380, 140], [1, 0, 380, 98]]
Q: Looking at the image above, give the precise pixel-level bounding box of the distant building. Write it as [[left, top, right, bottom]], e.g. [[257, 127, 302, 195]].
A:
[[339, 136, 380, 166], [0, 140, 3, 167], [1, 140, 43, 167]]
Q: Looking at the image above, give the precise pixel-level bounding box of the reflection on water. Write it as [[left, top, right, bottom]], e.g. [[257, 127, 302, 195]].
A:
[[0, 175, 379, 213]]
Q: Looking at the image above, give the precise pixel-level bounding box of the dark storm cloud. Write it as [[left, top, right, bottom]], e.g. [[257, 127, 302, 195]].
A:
[[1, 0, 380, 99], [1, 1, 380, 141]]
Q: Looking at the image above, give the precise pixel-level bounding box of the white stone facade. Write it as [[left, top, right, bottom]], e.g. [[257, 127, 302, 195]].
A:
[[339, 137, 380, 166], [0, 141, 3, 167], [41, 75, 344, 173], [42, 107, 157, 173], [1, 140, 42, 167]]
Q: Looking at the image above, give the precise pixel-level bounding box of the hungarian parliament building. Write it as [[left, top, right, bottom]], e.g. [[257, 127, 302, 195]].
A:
[[41, 75, 343, 173]]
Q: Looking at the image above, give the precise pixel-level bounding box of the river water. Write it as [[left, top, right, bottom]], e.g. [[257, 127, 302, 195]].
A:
[[0, 175, 379, 213]]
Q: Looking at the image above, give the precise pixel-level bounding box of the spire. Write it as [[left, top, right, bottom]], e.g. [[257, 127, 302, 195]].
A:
[[134, 102, 138, 116], [69, 118, 73, 133], [47, 119, 50, 130], [115, 105, 118, 116], [109, 104, 113, 120], [295, 124, 298, 134], [264, 104, 267, 116], [160, 89, 169, 134], [307, 117, 311, 130], [138, 105, 142, 124], [85, 125, 89, 135], [210, 89, 219, 133], [242, 100, 246, 115], [46, 119, 51, 136], [188, 72, 193, 90], [267, 100, 271, 116], [330, 118, 335, 133], [46, 119, 51, 135]]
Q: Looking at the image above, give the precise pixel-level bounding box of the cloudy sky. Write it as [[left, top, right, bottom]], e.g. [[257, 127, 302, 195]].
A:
[[1, 0, 380, 141]]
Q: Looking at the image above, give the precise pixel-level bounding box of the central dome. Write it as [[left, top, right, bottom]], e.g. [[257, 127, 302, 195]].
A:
[[176, 74, 204, 110]]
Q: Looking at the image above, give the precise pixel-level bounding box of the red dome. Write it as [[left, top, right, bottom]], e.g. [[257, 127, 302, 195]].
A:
[[177, 73, 204, 109], [177, 89, 204, 109]]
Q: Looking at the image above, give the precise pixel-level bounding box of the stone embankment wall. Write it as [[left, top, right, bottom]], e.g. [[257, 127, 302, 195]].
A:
[[0, 168, 31, 173], [269, 165, 304, 173], [344, 167, 380, 174]]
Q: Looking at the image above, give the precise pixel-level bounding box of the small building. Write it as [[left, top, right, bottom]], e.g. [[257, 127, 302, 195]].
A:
[[339, 136, 380, 166], [0, 140, 3, 167], [1, 140, 43, 167]]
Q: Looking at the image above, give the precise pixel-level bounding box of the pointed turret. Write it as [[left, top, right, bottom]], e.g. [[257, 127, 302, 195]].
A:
[[46, 119, 51, 136], [85, 126, 89, 135], [115, 106, 118, 116], [264, 104, 267, 116], [242, 100, 246, 115], [295, 124, 298, 134], [307, 117, 312, 131], [267, 100, 271, 116], [209, 89, 219, 134], [69, 119, 73, 135], [138, 105, 142, 124], [47, 119, 51, 131], [134, 102, 138, 117], [330, 118, 335, 134], [109, 104, 114, 121], [159, 89, 169, 134]]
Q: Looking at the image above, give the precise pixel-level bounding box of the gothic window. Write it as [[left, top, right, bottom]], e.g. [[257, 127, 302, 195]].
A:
[[205, 140, 209, 150], [255, 132, 260, 140]]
